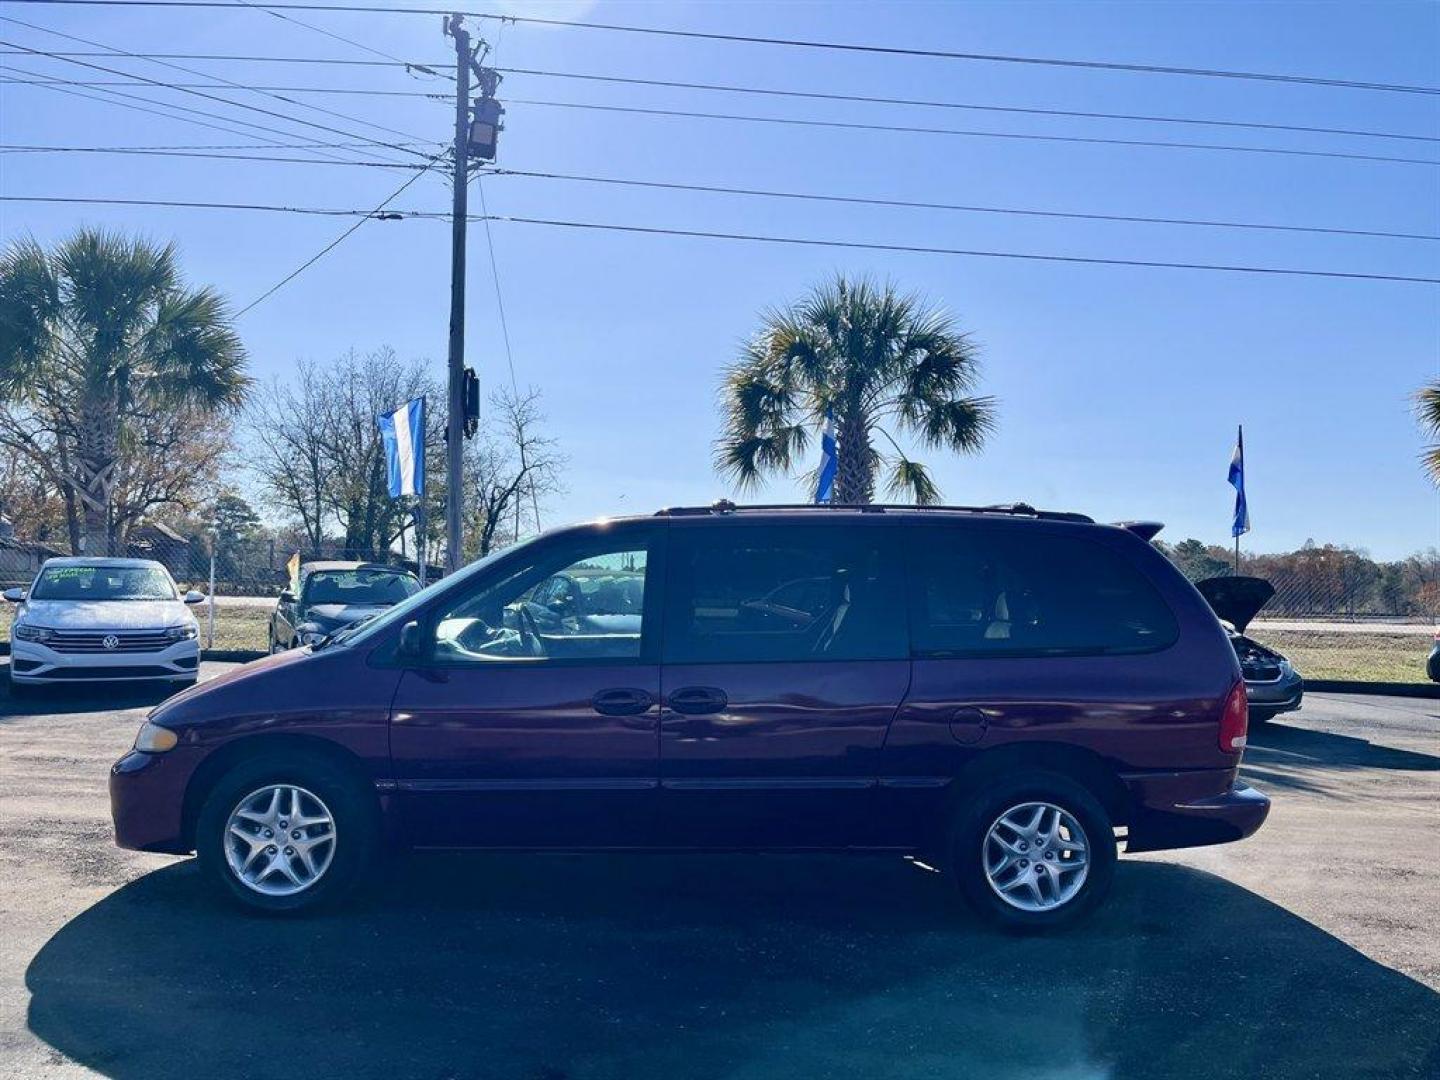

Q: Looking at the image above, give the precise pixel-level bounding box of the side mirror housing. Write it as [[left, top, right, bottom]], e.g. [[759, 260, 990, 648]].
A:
[[183, 590, 206, 605], [278, 589, 296, 604], [2, 587, 25, 603], [397, 620, 424, 661]]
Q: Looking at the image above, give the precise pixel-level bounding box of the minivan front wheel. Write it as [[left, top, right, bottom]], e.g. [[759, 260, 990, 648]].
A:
[[951, 771, 1116, 931], [196, 753, 376, 913]]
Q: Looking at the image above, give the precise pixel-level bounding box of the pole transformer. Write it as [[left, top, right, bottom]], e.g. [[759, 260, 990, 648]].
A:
[[444, 14, 471, 573]]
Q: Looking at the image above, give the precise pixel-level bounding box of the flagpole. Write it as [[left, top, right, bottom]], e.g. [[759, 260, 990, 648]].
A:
[[1234, 535, 1239, 575], [417, 395, 428, 587]]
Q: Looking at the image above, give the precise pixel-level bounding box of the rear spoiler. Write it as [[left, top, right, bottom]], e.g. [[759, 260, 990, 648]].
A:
[[1113, 521, 1165, 541]]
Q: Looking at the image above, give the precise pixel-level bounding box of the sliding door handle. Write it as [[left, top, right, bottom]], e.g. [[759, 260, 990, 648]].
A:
[[667, 686, 728, 716], [591, 688, 654, 716]]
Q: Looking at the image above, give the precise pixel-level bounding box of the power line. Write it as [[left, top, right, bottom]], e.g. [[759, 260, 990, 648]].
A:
[[229, 0, 449, 79], [506, 98, 1440, 168], [236, 154, 444, 315], [9, 144, 1430, 240], [7, 1, 1438, 96], [6, 195, 1436, 284], [1, 66, 382, 163], [0, 16, 431, 158], [484, 167, 1438, 243], [0, 37, 435, 161], [0, 143, 428, 167], [11, 66, 1436, 145], [483, 215, 1440, 284]]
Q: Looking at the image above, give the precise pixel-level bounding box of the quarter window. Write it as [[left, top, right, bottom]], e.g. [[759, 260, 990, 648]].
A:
[[907, 527, 1178, 657], [663, 525, 907, 664]]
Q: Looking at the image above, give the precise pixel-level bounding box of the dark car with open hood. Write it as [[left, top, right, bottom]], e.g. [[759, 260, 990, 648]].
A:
[[1196, 576, 1304, 723], [111, 504, 1268, 930]]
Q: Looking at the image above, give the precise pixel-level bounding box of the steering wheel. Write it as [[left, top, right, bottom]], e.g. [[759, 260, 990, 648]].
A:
[[516, 603, 544, 657]]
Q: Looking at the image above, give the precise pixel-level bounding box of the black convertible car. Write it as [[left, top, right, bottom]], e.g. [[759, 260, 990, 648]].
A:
[[1197, 576, 1304, 723]]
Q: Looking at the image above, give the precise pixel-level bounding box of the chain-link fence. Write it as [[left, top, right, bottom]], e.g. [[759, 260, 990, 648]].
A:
[[3, 524, 1436, 682]]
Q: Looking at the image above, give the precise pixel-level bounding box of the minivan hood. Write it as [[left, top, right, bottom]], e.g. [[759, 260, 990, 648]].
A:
[[1195, 576, 1275, 632], [19, 598, 192, 629]]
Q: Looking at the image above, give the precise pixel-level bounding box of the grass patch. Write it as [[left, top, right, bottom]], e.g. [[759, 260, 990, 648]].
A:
[[1261, 630, 1432, 685]]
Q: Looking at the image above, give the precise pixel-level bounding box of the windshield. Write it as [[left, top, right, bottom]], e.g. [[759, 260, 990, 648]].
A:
[[30, 564, 177, 601], [303, 568, 419, 606], [323, 545, 516, 649]]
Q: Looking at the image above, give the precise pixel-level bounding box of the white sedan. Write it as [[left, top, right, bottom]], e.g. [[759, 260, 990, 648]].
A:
[[5, 557, 205, 690]]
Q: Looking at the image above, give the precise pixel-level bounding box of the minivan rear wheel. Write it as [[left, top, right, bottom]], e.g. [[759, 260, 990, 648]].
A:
[[950, 770, 1116, 931], [195, 751, 376, 914]]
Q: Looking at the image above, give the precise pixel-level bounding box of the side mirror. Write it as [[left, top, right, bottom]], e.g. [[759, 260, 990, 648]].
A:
[[2, 587, 25, 603], [397, 620, 423, 661], [278, 589, 296, 604], [183, 590, 206, 605]]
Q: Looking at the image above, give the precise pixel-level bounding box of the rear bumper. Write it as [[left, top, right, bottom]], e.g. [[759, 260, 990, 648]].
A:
[[1122, 770, 1270, 854]]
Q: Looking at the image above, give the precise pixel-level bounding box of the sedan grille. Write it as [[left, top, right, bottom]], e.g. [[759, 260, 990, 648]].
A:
[[45, 629, 176, 654]]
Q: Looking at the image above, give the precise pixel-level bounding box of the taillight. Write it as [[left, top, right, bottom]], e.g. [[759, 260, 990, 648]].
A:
[[1220, 679, 1248, 753]]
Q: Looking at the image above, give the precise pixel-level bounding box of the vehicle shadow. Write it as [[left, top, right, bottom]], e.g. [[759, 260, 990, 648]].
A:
[[1242, 718, 1440, 796], [26, 855, 1439, 1080], [0, 659, 188, 720]]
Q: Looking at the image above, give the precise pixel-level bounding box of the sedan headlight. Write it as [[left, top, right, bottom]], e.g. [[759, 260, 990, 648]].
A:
[[163, 623, 199, 642], [299, 630, 329, 646], [12, 623, 53, 643], [134, 720, 179, 753]]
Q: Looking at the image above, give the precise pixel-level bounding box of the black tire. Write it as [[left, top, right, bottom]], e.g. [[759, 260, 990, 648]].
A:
[[949, 770, 1116, 932], [195, 751, 378, 914]]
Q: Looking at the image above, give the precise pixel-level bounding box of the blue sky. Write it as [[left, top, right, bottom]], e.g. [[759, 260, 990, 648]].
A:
[[2, 0, 1437, 558]]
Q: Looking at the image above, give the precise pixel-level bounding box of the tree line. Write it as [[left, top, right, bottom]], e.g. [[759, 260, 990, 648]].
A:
[[1160, 538, 1439, 619]]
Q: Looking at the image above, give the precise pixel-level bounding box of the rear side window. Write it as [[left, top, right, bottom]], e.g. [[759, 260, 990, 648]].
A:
[[663, 524, 907, 664], [907, 526, 1177, 658]]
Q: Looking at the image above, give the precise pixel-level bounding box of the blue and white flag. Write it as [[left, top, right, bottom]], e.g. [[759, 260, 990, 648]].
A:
[[378, 397, 425, 498], [1228, 424, 1250, 538], [815, 409, 837, 504]]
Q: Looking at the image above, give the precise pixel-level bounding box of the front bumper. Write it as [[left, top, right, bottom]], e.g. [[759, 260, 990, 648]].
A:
[[111, 747, 199, 853], [1245, 667, 1304, 715], [10, 638, 199, 683], [1123, 770, 1270, 854]]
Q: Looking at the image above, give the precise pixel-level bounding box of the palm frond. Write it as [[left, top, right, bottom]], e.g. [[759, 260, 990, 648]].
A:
[[0, 237, 60, 398], [1417, 381, 1440, 485], [883, 454, 941, 506]]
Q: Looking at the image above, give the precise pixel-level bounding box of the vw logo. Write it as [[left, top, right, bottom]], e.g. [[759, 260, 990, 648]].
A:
[[101, 634, 120, 650]]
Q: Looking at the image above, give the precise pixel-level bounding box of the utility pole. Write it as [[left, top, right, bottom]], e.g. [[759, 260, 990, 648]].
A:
[[444, 14, 471, 574]]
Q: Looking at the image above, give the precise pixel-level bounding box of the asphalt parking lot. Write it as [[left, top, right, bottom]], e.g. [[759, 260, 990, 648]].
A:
[[0, 664, 1436, 1080]]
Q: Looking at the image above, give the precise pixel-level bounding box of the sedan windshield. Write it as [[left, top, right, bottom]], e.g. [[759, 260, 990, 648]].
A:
[[303, 569, 419, 606], [31, 565, 177, 601]]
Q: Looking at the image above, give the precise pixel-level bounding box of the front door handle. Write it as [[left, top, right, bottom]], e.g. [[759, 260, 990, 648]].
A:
[[591, 687, 654, 716], [667, 686, 728, 716]]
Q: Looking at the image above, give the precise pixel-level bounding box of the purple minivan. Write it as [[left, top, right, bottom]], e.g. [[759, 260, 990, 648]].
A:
[[110, 504, 1267, 928]]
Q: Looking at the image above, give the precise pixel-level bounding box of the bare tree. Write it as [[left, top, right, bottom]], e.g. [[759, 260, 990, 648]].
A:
[[464, 387, 565, 559], [244, 348, 443, 556]]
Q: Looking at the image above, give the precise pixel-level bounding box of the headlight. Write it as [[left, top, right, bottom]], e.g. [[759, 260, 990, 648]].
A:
[[13, 623, 53, 643], [299, 630, 329, 646], [134, 720, 179, 753], [163, 623, 199, 642]]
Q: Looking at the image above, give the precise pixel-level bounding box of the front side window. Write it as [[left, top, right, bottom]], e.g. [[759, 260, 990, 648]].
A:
[[303, 568, 419, 606], [31, 564, 176, 601], [430, 532, 654, 663], [663, 525, 907, 664], [907, 526, 1178, 657]]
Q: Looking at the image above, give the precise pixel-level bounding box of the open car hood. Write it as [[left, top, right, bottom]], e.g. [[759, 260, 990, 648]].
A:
[[1195, 575, 1275, 633]]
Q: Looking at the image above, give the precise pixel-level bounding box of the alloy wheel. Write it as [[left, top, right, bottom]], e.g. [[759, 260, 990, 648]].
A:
[[982, 800, 1090, 913], [223, 784, 337, 897]]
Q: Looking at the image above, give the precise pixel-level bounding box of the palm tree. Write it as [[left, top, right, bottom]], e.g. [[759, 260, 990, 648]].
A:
[[716, 275, 996, 504], [0, 230, 249, 554], [1418, 379, 1440, 485]]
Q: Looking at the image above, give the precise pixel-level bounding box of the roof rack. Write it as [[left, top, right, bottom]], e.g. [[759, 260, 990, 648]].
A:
[[654, 500, 1095, 523]]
